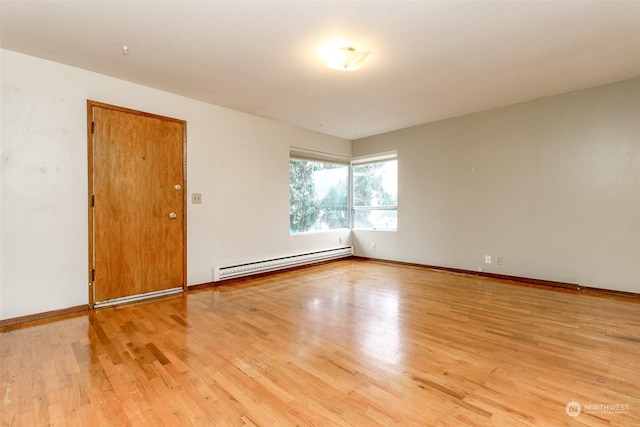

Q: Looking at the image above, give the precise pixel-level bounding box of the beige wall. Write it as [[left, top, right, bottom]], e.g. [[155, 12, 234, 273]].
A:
[[352, 77, 640, 292]]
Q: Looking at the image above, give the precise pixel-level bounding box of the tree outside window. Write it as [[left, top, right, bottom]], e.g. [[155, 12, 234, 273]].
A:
[[289, 152, 397, 233], [289, 159, 349, 233], [352, 159, 397, 230]]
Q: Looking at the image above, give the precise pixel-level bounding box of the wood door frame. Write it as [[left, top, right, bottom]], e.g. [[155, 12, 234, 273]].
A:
[[87, 100, 187, 307]]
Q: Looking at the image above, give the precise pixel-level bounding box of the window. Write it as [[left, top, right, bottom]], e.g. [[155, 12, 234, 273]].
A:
[[352, 153, 397, 230], [289, 153, 349, 234], [289, 149, 397, 233]]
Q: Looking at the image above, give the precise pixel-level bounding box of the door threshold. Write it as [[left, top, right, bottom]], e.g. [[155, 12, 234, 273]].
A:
[[94, 287, 183, 308]]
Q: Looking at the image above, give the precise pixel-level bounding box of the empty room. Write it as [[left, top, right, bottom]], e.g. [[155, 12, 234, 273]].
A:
[[1, 1, 639, 426]]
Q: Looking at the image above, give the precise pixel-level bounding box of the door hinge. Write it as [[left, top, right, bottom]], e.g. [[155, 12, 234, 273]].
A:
[[91, 121, 96, 134], [91, 269, 95, 282], [91, 195, 95, 207]]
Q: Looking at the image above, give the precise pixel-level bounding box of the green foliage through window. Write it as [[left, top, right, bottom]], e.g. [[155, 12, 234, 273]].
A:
[[289, 153, 397, 233], [353, 159, 397, 230], [289, 159, 349, 233]]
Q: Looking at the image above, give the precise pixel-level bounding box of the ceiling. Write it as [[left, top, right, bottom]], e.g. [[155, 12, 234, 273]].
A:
[[1, 1, 639, 140]]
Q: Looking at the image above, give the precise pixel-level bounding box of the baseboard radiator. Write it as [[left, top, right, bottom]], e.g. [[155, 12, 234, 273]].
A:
[[213, 246, 353, 282]]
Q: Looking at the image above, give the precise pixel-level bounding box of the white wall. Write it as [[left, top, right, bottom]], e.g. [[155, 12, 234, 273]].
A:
[[353, 78, 640, 293], [0, 49, 351, 320]]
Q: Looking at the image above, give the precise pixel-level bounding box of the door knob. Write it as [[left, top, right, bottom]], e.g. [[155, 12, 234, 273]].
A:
[[168, 212, 177, 219]]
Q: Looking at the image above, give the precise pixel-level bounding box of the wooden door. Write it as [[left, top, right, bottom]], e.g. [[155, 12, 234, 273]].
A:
[[88, 101, 186, 306]]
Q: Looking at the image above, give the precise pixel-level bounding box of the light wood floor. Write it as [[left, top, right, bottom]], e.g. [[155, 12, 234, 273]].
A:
[[2, 259, 639, 426]]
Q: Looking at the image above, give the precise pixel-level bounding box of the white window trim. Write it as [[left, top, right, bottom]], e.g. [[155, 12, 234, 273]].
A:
[[289, 146, 351, 165], [351, 150, 397, 165]]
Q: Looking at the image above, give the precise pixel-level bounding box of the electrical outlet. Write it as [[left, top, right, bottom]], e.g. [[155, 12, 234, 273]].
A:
[[338, 237, 343, 245], [496, 256, 503, 265], [371, 242, 376, 250], [192, 193, 202, 204], [485, 255, 492, 264]]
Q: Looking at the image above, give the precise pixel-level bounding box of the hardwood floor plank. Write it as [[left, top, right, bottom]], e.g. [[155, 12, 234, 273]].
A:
[[2, 259, 639, 426]]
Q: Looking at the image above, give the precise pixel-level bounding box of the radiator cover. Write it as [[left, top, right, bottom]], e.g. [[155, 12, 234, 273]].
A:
[[212, 246, 353, 282]]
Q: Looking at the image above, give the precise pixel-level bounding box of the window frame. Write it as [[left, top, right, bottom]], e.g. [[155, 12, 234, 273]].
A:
[[289, 148, 351, 235], [351, 151, 398, 231], [288, 148, 397, 233]]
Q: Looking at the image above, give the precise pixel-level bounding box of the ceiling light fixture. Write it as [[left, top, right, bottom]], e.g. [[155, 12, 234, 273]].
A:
[[319, 39, 370, 71]]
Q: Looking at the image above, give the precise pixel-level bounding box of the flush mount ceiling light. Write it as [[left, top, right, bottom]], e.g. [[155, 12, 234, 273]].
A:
[[319, 39, 370, 71]]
